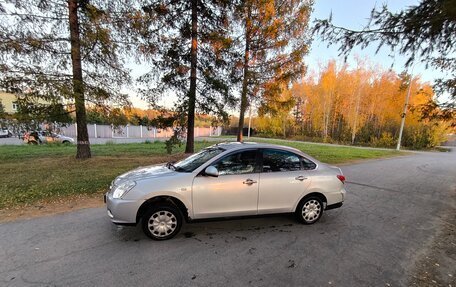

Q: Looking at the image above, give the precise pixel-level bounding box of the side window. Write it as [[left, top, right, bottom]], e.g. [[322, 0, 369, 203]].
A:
[[262, 149, 301, 172], [214, 150, 257, 175], [301, 157, 317, 170]]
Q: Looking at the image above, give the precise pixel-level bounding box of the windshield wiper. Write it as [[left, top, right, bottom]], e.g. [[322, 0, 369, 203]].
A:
[[166, 162, 176, 170], [166, 162, 187, 172]]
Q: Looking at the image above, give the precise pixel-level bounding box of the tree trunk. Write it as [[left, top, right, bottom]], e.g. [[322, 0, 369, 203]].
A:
[[68, 0, 91, 159], [237, 7, 251, 142], [351, 87, 361, 144], [185, 0, 197, 153], [322, 94, 328, 139]]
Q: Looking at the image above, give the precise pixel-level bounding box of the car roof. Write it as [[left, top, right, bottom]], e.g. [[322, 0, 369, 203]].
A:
[[212, 141, 305, 154]]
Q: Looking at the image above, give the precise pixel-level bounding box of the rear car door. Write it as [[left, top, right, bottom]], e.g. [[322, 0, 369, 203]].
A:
[[192, 149, 260, 219], [258, 149, 314, 214]]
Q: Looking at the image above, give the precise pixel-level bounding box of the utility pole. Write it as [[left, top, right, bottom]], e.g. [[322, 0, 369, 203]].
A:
[[247, 104, 252, 139], [396, 74, 413, 150]]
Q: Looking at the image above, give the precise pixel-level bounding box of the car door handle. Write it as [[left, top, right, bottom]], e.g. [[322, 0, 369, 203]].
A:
[[243, 179, 257, 185], [295, 176, 307, 181]]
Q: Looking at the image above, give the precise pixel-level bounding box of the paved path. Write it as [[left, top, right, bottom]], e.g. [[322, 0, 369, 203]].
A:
[[1, 150, 455, 286], [0, 137, 209, 145]]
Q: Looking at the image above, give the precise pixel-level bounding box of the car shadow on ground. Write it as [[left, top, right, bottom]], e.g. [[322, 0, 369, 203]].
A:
[[109, 210, 344, 243]]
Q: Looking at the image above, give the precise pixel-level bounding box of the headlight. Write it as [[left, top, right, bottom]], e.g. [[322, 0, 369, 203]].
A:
[[112, 181, 136, 199]]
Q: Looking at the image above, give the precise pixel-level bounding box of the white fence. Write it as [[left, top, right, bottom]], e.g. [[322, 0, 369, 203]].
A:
[[59, 124, 222, 139]]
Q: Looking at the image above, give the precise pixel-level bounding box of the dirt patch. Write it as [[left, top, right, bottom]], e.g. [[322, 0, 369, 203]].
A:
[[409, 205, 456, 286], [0, 193, 104, 223]]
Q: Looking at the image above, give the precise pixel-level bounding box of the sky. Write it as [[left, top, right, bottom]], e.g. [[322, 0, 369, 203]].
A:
[[307, 0, 441, 83], [129, 0, 445, 110]]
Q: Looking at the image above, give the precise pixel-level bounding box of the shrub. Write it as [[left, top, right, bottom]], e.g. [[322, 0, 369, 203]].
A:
[[371, 132, 395, 148]]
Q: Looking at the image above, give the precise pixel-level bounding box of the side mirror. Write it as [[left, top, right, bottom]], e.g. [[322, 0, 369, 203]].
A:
[[204, 166, 219, 177]]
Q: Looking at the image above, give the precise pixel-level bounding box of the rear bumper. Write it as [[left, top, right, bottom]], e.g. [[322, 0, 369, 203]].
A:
[[325, 202, 343, 210], [325, 187, 346, 206]]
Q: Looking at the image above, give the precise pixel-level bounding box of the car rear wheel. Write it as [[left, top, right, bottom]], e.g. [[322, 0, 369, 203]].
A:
[[141, 205, 182, 240], [296, 196, 324, 224]]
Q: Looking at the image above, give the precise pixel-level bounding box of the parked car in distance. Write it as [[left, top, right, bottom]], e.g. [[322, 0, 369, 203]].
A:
[[105, 142, 347, 240], [23, 131, 75, 145], [0, 129, 12, 138]]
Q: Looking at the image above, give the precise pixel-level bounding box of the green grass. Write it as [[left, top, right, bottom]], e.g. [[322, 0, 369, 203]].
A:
[[0, 139, 404, 209], [0, 141, 214, 161], [248, 137, 403, 164], [214, 136, 404, 164]]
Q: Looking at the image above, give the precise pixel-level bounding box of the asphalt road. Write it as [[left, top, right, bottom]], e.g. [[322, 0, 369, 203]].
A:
[[0, 136, 221, 145], [0, 137, 162, 145], [1, 150, 455, 287]]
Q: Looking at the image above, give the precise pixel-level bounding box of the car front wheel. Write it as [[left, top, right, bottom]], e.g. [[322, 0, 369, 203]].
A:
[[141, 205, 182, 240], [296, 196, 324, 224]]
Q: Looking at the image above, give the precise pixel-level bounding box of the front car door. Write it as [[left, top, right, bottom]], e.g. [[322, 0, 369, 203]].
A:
[[46, 132, 57, 143], [192, 149, 260, 219], [258, 149, 314, 214]]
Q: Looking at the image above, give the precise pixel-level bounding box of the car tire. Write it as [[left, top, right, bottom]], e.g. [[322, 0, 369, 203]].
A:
[[62, 141, 70, 144], [141, 204, 183, 240], [28, 141, 38, 145], [296, 196, 324, 225]]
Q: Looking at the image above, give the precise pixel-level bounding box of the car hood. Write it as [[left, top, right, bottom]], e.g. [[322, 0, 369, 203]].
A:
[[113, 164, 177, 185]]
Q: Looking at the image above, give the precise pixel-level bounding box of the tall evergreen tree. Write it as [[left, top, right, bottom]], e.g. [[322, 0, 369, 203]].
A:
[[0, 100, 4, 117], [233, 0, 313, 141], [0, 0, 135, 158], [138, 0, 236, 153]]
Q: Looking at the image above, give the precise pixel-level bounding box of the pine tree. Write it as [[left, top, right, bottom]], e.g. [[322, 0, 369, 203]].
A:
[[138, 0, 236, 153], [233, 0, 312, 141], [0, 100, 5, 119], [0, 0, 135, 158]]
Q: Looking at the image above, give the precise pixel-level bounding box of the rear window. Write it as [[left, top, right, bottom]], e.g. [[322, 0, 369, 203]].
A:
[[262, 149, 316, 172], [262, 149, 302, 172]]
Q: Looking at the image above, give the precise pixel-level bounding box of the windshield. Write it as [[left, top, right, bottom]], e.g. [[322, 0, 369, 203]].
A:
[[173, 147, 225, 172]]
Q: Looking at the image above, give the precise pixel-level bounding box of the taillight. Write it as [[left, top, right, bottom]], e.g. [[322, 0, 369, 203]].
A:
[[337, 175, 346, 184]]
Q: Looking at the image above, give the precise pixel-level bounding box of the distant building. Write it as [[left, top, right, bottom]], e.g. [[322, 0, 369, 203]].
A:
[[0, 91, 53, 114], [0, 92, 19, 113]]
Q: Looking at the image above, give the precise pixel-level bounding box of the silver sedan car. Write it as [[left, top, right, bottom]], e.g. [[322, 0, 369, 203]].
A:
[[23, 131, 75, 144], [105, 142, 346, 240]]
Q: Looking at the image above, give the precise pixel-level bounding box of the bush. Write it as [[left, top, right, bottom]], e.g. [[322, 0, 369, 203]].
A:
[[429, 124, 449, 147], [371, 132, 396, 148]]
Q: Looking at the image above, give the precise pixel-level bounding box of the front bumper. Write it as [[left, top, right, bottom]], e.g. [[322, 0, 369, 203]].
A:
[[105, 192, 143, 225]]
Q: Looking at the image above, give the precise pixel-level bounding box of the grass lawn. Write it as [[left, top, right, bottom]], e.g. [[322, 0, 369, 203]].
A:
[[0, 139, 404, 209], [246, 137, 403, 164]]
